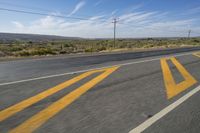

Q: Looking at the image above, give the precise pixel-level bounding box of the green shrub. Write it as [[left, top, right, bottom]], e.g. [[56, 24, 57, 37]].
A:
[[18, 51, 30, 56], [85, 48, 94, 52], [31, 48, 55, 55], [59, 51, 67, 54], [97, 46, 107, 51], [9, 46, 23, 52], [192, 39, 200, 43]]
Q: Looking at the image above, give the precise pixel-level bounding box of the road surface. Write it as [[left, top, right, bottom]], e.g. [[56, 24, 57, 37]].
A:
[[0, 48, 200, 133]]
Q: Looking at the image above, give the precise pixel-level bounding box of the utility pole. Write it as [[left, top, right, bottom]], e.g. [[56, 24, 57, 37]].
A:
[[188, 30, 191, 39], [112, 18, 118, 48]]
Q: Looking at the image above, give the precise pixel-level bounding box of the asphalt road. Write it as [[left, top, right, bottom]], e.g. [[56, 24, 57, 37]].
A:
[[0, 48, 200, 133]]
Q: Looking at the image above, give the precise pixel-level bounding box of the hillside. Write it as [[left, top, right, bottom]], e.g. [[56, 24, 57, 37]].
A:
[[0, 33, 81, 43]]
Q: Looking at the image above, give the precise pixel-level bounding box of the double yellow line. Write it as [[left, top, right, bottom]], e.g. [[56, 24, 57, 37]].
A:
[[161, 57, 197, 99], [0, 66, 119, 133]]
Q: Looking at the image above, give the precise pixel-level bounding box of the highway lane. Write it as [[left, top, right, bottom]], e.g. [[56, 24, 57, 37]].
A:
[[0, 47, 200, 84], [0, 50, 200, 133]]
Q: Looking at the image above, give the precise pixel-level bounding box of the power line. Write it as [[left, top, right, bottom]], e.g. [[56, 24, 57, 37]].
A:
[[0, 7, 112, 25], [0, 7, 199, 37], [0, 7, 90, 20], [0, 1, 103, 19], [0, 6, 198, 34]]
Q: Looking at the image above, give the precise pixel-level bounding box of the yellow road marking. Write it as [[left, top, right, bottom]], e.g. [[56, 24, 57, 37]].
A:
[[193, 53, 200, 58], [0, 69, 106, 122], [161, 57, 197, 99], [10, 66, 119, 133]]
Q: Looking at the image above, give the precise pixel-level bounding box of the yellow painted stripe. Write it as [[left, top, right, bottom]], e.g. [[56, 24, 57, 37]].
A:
[[161, 58, 176, 91], [171, 57, 197, 93], [171, 57, 196, 82], [0, 69, 103, 122], [161, 57, 197, 99], [10, 66, 119, 133], [193, 53, 200, 58]]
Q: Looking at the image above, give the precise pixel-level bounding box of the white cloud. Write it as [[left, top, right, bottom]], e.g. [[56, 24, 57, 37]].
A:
[[12, 21, 24, 29], [118, 19, 197, 38], [8, 9, 200, 38], [120, 12, 157, 24], [68, 1, 86, 16]]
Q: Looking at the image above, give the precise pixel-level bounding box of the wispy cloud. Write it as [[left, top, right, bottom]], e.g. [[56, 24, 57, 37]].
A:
[[187, 6, 200, 14], [94, 0, 102, 7], [111, 10, 118, 16], [68, 1, 86, 16], [124, 3, 144, 13], [119, 11, 159, 25], [181, 6, 200, 17], [130, 4, 144, 11], [9, 9, 200, 38]]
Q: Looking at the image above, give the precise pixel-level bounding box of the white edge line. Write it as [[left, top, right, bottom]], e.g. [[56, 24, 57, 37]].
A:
[[129, 85, 200, 133], [0, 52, 193, 86]]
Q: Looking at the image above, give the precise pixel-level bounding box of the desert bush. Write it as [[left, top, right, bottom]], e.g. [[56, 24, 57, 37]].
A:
[[97, 46, 107, 51], [85, 48, 94, 52], [31, 48, 55, 55], [0, 51, 6, 57], [18, 51, 30, 56]]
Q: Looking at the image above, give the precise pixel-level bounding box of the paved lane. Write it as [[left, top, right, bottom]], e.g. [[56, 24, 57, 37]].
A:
[[0, 50, 200, 133], [0, 47, 199, 84]]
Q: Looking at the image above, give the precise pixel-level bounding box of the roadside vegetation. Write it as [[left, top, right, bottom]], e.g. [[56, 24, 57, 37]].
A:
[[0, 38, 200, 58]]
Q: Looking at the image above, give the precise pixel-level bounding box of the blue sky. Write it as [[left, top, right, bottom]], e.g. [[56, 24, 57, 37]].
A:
[[0, 0, 200, 38]]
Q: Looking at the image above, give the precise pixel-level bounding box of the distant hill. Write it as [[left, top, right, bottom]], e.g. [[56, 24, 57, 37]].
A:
[[0, 33, 82, 43]]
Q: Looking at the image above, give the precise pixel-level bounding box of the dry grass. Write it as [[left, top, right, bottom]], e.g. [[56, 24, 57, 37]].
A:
[[0, 38, 200, 58]]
